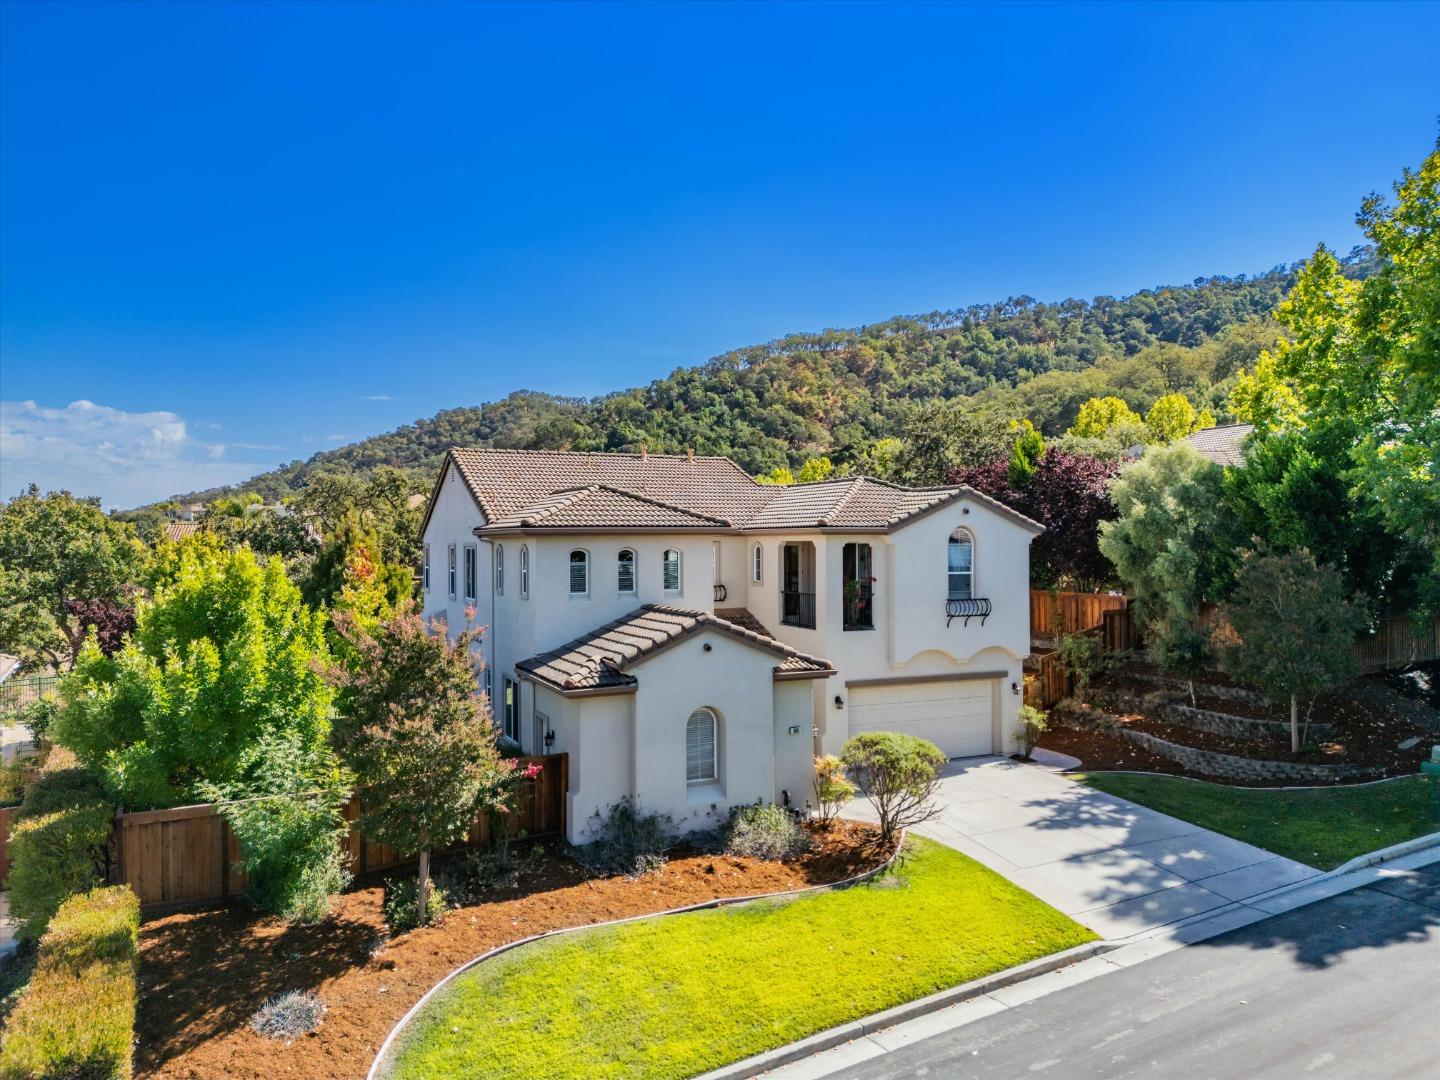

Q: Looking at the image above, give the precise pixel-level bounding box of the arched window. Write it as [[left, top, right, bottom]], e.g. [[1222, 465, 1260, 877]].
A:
[[663, 548, 682, 593], [751, 542, 763, 583], [494, 544, 504, 595], [686, 707, 717, 783], [569, 549, 589, 595], [617, 548, 636, 594], [947, 531, 974, 600], [519, 545, 529, 599]]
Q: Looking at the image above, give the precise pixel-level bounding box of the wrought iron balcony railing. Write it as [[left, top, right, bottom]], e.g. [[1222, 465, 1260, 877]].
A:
[[945, 597, 992, 627]]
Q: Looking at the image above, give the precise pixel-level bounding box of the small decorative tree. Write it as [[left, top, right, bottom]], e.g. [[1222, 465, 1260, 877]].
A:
[[811, 755, 857, 825], [1215, 547, 1365, 753], [1013, 705, 1048, 760], [327, 608, 525, 928], [840, 732, 947, 845]]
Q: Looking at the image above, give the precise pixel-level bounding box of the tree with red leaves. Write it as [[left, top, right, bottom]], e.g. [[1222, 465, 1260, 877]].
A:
[[952, 449, 1120, 591]]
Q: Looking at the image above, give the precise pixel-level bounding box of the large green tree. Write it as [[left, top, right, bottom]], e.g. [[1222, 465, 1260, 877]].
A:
[[0, 487, 149, 670], [52, 535, 334, 809], [1099, 444, 1236, 688]]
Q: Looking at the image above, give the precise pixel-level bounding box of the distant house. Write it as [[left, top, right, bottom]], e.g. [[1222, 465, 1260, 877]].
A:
[[420, 447, 1041, 842], [164, 520, 202, 542], [1183, 423, 1254, 467], [0, 653, 21, 685]]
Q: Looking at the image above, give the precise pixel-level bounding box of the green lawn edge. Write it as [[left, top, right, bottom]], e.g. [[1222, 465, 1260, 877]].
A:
[[1078, 772, 1439, 870], [383, 836, 1096, 1080]]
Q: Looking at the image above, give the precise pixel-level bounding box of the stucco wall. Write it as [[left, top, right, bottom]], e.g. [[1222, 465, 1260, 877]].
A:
[[419, 463, 494, 683]]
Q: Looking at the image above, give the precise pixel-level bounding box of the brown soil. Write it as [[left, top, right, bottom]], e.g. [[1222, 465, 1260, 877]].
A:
[[1037, 725, 1197, 779], [134, 820, 888, 1080]]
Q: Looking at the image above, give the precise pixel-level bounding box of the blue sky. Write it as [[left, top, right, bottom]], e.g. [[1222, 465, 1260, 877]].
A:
[[1, 0, 1436, 507]]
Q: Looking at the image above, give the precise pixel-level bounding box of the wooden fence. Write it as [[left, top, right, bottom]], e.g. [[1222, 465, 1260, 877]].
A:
[[1354, 614, 1440, 673], [108, 753, 567, 910], [0, 805, 14, 884], [1029, 589, 1128, 640]]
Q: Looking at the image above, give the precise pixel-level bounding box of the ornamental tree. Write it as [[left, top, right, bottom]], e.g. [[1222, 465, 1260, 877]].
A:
[[1144, 393, 1215, 443], [1215, 547, 1365, 752], [326, 609, 526, 928], [1068, 396, 1144, 440], [840, 731, 946, 845], [52, 535, 335, 809], [0, 486, 148, 670]]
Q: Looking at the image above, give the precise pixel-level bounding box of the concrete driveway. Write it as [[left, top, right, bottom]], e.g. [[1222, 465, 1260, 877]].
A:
[[851, 754, 1322, 939]]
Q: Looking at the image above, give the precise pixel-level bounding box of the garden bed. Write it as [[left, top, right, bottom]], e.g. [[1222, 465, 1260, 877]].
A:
[[133, 821, 888, 1080]]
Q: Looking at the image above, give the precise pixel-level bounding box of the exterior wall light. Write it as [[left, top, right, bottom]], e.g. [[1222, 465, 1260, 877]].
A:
[[834, 695, 845, 710]]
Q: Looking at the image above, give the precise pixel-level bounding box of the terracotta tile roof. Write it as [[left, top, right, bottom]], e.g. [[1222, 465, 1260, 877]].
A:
[[483, 485, 731, 531], [433, 447, 1043, 535], [449, 448, 770, 527], [164, 521, 201, 541], [516, 605, 833, 693], [1183, 423, 1254, 467]]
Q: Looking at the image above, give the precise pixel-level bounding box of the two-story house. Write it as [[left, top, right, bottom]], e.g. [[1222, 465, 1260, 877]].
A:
[[419, 447, 1042, 843]]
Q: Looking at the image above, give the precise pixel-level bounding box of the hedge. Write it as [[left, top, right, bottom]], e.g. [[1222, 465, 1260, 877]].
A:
[[0, 886, 140, 1080], [7, 767, 113, 940]]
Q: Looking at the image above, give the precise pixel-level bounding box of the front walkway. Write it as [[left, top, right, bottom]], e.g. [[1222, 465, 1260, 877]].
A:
[[849, 754, 1321, 939]]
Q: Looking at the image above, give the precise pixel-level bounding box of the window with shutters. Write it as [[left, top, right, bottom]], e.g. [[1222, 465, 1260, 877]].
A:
[[686, 707, 717, 783], [569, 549, 589, 596], [617, 548, 636, 594], [662, 548, 681, 593], [495, 544, 504, 595], [520, 545, 529, 599], [947, 531, 974, 600], [463, 544, 477, 602]]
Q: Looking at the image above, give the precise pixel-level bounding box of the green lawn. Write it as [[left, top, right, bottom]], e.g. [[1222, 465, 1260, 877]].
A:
[[383, 837, 1095, 1080], [1080, 773, 1438, 870]]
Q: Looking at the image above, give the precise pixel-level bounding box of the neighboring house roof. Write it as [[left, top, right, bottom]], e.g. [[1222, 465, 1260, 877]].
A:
[[164, 521, 202, 541], [0, 653, 21, 684], [1184, 423, 1254, 467], [516, 604, 834, 694], [423, 447, 1044, 536], [483, 485, 732, 532]]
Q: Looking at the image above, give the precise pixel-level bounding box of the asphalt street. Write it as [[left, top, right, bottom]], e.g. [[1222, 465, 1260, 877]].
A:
[[829, 863, 1440, 1080]]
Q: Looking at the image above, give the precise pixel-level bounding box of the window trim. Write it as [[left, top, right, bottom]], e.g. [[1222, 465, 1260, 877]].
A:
[[569, 548, 590, 597], [494, 543, 504, 596], [502, 675, 519, 742], [617, 548, 637, 595], [751, 542, 762, 583], [662, 548, 682, 594], [447, 543, 457, 599], [947, 529, 975, 601], [685, 707, 718, 784], [519, 545, 529, 599], [463, 543, 478, 602]]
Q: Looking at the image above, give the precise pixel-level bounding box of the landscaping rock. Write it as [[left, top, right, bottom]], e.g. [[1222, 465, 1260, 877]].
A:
[[1159, 702, 1335, 744]]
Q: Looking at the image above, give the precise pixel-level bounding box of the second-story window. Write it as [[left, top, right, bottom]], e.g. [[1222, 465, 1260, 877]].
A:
[[422, 543, 431, 592], [948, 531, 974, 600], [617, 548, 636, 594], [447, 544, 457, 599], [752, 542, 762, 583], [495, 544, 504, 595], [662, 548, 681, 593], [463, 544, 477, 602], [842, 542, 874, 631], [520, 545, 529, 599], [569, 549, 589, 595]]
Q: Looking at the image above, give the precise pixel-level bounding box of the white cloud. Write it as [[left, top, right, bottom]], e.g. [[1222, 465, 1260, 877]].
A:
[[362, 394, 395, 401], [0, 399, 274, 509]]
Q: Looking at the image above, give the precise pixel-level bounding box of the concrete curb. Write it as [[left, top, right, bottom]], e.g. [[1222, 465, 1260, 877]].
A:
[[365, 830, 907, 1080], [1326, 829, 1440, 876], [1068, 767, 1429, 793], [695, 940, 1118, 1080]]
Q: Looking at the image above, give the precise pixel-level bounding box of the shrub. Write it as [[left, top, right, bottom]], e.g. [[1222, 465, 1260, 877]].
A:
[[0, 758, 29, 806], [812, 755, 857, 825], [840, 732, 948, 845], [724, 803, 811, 861], [576, 797, 675, 877], [1013, 705, 1049, 760], [0, 885, 140, 1080], [8, 768, 113, 940], [442, 839, 542, 904], [20, 697, 57, 747], [249, 990, 326, 1042], [383, 876, 448, 934]]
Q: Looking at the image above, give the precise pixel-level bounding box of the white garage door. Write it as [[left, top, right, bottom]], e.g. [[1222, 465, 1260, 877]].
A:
[[849, 680, 995, 759]]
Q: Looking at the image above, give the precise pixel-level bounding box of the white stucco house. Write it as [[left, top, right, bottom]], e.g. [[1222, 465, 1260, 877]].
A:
[[419, 448, 1042, 843]]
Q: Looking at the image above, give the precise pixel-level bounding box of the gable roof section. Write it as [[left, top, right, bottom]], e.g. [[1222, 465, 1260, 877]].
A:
[[482, 485, 732, 532], [1183, 423, 1254, 467], [516, 605, 834, 694]]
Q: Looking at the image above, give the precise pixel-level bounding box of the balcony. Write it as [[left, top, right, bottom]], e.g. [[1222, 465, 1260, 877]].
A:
[[945, 597, 992, 627], [781, 590, 816, 630]]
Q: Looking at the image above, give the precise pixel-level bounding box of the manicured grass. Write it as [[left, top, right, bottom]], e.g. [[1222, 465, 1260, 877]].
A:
[[1080, 773, 1438, 870], [384, 837, 1095, 1080]]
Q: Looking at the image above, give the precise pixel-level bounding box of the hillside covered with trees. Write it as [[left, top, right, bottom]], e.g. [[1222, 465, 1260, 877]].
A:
[[171, 250, 1378, 503]]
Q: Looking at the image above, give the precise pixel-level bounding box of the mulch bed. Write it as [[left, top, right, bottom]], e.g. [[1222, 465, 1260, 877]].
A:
[[134, 820, 888, 1080]]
